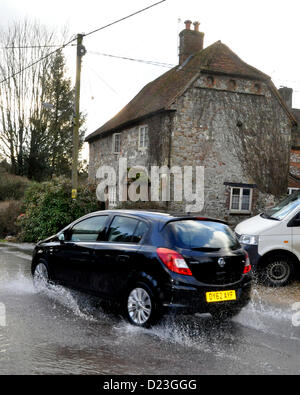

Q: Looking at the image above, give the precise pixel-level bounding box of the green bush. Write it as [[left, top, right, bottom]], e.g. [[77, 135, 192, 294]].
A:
[[19, 177, 103, 242], [0, 171, 31, 201]]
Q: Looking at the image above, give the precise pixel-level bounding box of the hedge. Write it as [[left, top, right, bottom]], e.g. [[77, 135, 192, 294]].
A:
[[19, 177, 103, 242]]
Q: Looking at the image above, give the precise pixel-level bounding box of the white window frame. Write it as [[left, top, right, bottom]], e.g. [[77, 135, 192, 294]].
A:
[[288, 188, 300, 195], [229, 187, 253, 213], [112, 133, 121, 154], [138, 125, 149, 150]]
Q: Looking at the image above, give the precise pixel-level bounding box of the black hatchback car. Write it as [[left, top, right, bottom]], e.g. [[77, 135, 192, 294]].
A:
[[31, 210, 252, 327]]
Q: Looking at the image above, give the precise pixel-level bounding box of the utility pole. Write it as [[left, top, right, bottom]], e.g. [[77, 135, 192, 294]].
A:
[[72, 33, 86, 199]]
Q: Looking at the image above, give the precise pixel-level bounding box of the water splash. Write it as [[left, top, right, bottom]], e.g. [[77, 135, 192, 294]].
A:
[[1, 273, 35, 295], [39, 282, 101, 322], [113, 314, 239, 360]]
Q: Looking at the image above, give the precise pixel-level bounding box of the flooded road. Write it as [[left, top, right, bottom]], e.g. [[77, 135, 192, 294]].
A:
[[1, 244, 300, 375]]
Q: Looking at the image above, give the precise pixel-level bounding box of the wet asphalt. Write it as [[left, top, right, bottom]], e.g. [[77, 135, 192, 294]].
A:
[[1, 244, 300, 375]]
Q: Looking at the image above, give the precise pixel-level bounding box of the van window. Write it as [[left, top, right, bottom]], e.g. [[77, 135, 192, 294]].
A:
[[165, 220, 240, 251], [264, 191, 300, 220]]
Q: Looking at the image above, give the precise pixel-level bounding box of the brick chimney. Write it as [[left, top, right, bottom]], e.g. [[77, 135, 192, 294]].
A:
[[179, 20, 204, 64], [278, 87, 293, 109]]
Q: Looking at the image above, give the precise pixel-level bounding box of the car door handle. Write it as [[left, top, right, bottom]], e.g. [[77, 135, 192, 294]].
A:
[[117, 255, 130, 263]]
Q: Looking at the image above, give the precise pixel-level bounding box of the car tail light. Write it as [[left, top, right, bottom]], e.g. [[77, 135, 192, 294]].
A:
[[243, 252, 252, 274], [157, 248, 192, 276]]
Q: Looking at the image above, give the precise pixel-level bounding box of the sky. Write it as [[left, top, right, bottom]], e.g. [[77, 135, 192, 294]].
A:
[[1, 0, 300, 160]]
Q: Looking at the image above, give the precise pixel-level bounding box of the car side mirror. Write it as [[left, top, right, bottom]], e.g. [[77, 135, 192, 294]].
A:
[[58, 233, 65, 243]]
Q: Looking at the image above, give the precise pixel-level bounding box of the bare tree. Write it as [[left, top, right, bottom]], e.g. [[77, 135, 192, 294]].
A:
[[0, 20, 68, 177]]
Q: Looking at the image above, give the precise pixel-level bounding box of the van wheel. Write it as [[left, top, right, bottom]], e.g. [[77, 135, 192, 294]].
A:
[[260, 254, 294, 287], [125, 282, 162, 327]]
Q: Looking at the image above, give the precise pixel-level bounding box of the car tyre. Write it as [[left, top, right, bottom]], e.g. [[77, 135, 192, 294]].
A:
[[33, 261, 50, 290], [125, 282, 162, 328], [260, 254, 294, 287]]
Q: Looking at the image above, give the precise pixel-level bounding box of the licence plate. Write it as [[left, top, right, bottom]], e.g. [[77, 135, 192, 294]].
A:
[[206, 290, 236, 303]]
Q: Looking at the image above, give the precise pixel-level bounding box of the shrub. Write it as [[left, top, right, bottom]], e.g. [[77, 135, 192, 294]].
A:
[[19, 177, 104, 242], [0, 170, 31, 201], [0, 200, 24, 238]]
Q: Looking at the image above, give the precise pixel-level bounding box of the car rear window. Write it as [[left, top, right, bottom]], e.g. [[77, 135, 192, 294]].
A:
[[165, 220, 240, 251]]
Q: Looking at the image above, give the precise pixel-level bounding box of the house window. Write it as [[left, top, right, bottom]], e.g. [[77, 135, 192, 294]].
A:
[[230, 187, 252, 213], [112, 133, 121, 154], [288, 188, 300, 195], [138, 126, 149, 150]]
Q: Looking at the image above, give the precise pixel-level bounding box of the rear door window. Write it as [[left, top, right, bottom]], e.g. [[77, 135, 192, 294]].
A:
[[132, 221, 149, 243], [107, 216, 139, 243], [165, 220, 240, 251], [71, 216, 108, 242]]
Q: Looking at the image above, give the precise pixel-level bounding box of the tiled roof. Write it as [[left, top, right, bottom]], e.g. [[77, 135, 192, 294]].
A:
[[86, 41, 295, 142]]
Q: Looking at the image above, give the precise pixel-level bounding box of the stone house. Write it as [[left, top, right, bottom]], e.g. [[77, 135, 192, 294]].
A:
[[278, 87, 300, 194], [86, 20, 297, 224]]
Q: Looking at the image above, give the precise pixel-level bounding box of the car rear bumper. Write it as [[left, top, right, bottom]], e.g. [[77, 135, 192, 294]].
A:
[[162, 277, 252, 314], [242, 244, 261, 270]]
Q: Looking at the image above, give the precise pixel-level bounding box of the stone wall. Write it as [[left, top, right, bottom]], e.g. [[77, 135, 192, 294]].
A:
[[290, 149, 300, 178], [88, 113, 173, 208], [168, 73, 291, 225]]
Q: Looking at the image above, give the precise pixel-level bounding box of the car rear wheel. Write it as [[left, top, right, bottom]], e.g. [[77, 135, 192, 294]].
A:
[[33, 261, 49, 289], [125, 282, 162, 327], [260, 254, 294, 287]]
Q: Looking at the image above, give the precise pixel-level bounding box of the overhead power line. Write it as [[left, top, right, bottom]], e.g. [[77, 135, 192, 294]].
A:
[[84, 0, 166, 38], [89, 50, 174, 68], [0, 0, 167, 85], [0, 36, 77, 84], [0, 1, 167, 51], [0, 44, 76, 50]]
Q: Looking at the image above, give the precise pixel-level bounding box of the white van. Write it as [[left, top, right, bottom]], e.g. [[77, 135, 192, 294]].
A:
[[235, 191, 300, 286]]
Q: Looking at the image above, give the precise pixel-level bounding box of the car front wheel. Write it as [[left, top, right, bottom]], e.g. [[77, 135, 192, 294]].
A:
[[33, 261, 49, 290], [125, 282, 162, 327]]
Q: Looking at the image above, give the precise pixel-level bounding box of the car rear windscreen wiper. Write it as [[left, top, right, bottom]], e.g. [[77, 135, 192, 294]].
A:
[[191, 247, 221, 252]]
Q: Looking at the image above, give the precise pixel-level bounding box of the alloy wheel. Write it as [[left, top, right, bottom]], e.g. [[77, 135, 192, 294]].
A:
[[33, 263, 49, 288], [127, 287, 152, 326]]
